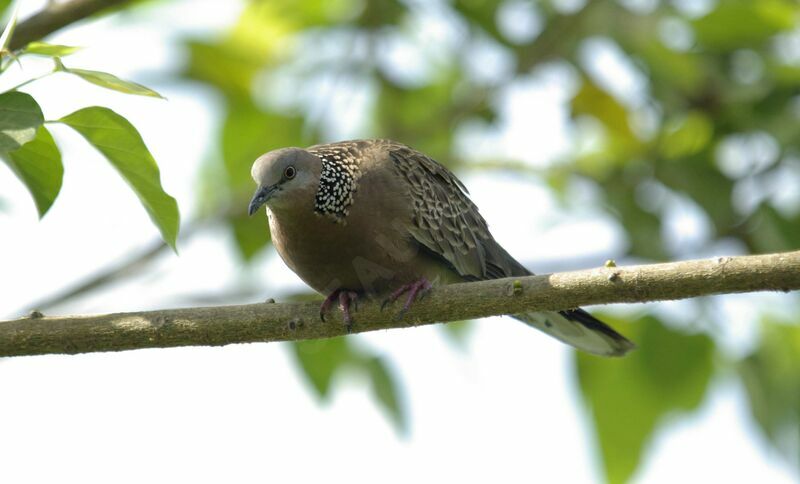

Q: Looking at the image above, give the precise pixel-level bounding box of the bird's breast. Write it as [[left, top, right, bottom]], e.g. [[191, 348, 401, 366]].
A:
[[265, 169, 457, 297]]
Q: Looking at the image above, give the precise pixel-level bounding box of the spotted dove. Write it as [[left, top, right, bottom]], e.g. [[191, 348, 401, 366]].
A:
[[249, 139, 635, 356]]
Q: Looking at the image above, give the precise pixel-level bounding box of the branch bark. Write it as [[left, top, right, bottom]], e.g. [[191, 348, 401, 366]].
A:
[[10, 0, 135, 50], [2, 251, 798, 358]]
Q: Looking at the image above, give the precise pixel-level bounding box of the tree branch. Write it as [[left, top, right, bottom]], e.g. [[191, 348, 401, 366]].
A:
[[10, 0, 135, 50], [2, 251, 798, 358]]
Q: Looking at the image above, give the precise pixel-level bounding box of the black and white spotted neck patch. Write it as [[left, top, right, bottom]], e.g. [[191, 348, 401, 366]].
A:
[[309, 145, 363, 223]]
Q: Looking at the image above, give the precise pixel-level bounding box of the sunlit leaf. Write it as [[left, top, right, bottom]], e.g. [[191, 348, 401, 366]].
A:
[[59, 107, 180, 250], [365, 356, 407, 433], [0, 91, 43, 151], [739, 319, 800, 467], [23, 41, 81, 57], [2, 126, 62, 217], [576, 315, 714, 484], [61, 65, 164, 98]]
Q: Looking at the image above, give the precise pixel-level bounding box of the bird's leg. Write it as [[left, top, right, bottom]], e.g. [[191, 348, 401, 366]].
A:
[[319, 289, 341, 322], [339, 290, 359, 332], [319, 289, 359, 332], [381, 278, 432, 318]]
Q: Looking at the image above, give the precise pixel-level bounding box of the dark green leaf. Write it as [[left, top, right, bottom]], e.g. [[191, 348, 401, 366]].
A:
[[0, 91, 44, 152], [575, 315, 714, 484], [23, 41, 81, 57], [2, 126, 62, 217], [738, 319, 800, 465], [62, 66, 164, 98], [289, 337, 353, 399], [59, 107, 180, 250], [365, 356, 407, 434]]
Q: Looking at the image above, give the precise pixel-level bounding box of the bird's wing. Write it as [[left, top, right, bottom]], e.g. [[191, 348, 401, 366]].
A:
[[388, 143, 519, 280]]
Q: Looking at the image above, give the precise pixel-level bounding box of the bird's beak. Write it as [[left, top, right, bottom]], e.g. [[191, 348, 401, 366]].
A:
[[248, 185, 278, 216]]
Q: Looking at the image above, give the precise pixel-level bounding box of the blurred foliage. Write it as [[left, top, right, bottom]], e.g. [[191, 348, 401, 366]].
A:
[[739, 319, 800, 469], [291, 337, 407, 434], [175, 0, 800, 481], [576, 314, 714, 483]]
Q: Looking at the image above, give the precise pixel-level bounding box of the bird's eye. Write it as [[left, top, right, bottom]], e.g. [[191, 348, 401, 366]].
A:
[[284, 166, 296, 179]]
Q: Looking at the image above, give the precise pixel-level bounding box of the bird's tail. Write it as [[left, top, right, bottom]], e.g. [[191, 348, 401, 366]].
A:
[[512, 309, 635, 357]]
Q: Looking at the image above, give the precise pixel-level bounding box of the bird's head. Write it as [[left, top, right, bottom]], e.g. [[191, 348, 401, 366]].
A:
[[248, 147, 320, 215]]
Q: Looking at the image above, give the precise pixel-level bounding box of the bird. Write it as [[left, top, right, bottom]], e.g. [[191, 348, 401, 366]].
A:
[[248, 139, 635, 356]]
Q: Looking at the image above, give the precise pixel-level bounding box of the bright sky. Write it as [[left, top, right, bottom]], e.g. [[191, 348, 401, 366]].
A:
[[0, 1, 796, 482]]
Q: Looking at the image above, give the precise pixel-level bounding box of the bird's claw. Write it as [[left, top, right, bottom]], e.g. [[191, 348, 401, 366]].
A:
[[319, 289, 359, 331], [382, 278, 432, 320]]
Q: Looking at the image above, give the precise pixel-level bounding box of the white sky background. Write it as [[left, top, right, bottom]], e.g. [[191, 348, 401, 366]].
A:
[[0, 0, 797, 482]]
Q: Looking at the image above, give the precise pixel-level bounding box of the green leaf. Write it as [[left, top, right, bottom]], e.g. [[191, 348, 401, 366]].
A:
[[23, 41, 81, 57], [0, 91, 44, 151], [62, 65, 164, 98], [365, 356, 407, 434], [575, 315, 714, 484], [2, 126, 62, 217], [59, 107, 180, 250], [290, 337, 353, 399], [738, 319, 800, 466]]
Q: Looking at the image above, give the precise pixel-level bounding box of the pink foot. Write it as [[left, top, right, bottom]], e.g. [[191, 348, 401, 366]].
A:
[[320, 289, 359, 332], [381, 278, 432, 319]]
